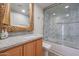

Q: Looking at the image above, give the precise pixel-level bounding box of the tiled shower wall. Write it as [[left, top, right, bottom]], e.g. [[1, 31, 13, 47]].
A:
[[44, 3, 79, 49]]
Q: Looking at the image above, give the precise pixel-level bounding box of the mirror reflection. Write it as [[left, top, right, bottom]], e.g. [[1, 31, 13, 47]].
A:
[[10, 3, 30, 27]]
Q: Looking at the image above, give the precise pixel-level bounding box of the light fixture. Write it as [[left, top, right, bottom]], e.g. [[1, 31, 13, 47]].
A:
[[22, 10, 25, 13], [66, 14, 70, 17], [53, 13, 56, 15], [65, 5, 70, 8]]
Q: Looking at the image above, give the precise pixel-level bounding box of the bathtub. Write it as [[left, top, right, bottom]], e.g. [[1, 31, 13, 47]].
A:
[[43, 41, 79, 56]]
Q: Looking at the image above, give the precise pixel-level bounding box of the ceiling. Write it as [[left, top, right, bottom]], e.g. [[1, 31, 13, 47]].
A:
[[37, 3, 53, 9]]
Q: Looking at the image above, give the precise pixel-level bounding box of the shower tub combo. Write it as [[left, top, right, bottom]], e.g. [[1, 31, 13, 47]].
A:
[[43, 3, 79, 56]]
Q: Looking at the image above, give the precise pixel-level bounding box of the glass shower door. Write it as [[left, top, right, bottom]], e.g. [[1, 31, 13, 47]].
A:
[[44, 3, 79, 49], [63, 4, 79, 49]]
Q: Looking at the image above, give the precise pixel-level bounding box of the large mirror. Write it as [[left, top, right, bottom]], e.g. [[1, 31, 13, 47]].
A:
[[10, 3, 30, 27], [7, 3, 34, 32]]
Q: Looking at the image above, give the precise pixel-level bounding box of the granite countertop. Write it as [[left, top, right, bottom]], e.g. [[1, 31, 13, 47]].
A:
[[0, 34, 43, 52]]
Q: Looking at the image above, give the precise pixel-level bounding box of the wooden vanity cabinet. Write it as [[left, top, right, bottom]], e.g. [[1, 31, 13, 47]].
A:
[[0, 46, 23, 56], [23, 39, 43, 56], [0, 38, 43, 56], [35, 39, 43, 56], [24, 41, 36, 56]]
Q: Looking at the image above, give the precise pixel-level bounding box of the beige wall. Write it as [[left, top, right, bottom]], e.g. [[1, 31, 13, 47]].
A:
[[33, 4, 43, 36]]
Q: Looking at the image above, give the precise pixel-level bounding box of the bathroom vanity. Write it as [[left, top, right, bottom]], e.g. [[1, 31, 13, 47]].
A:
[[0, 34, 43, 56], [0, 3, 43, 56]]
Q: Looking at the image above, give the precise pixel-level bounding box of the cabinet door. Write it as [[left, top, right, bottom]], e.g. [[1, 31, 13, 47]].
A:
[[0, 46, 23, 56], [24, 41, 36, 56], [35, 39, 43, 56]]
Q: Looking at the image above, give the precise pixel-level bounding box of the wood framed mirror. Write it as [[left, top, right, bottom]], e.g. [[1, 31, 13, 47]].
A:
[[2, 3, 34, 32]]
